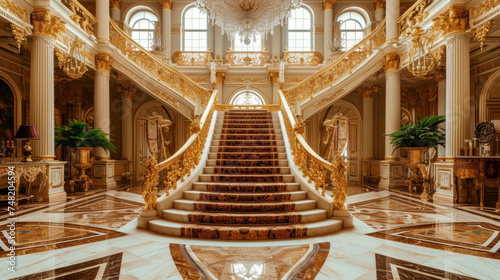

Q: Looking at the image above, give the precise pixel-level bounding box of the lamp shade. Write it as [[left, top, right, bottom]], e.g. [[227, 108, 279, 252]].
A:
[[14, 125, 40, 140], [493, 120, 500, 133]]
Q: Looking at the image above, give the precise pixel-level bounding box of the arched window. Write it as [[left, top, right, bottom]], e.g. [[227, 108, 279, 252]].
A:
[[234, 33, 262, 52], [230, 90, 265, 105], [338, 11, 366, 51], [183, 6, 208, 51], [287, 6, 313, 51], [130, 11, 158, 50]]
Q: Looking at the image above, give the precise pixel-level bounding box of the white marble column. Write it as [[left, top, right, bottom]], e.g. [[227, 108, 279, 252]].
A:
[[161, 1, 172, 61], [96, 0, 110, 42], [374, 0, 385, 22], [437, 77, 446, 158], [30, 34, 56, 160], [323, 4, 333, 61], [361, 89, 375, 159], [386, 0, 399, 41], [94, 54, 113, 159], [445, 33, 470, 157], [121, 91, 133, 160], [272, 25, 281, 61], [110, 0, 121, 22], [384, 53, 401, 159]]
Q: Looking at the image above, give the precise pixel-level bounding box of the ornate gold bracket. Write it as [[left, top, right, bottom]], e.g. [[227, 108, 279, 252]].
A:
[[9, 23, 31, 50], [471, 20, 495, 50]]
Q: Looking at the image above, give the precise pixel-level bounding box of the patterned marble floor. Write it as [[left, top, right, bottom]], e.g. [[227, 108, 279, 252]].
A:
[[0, 184, 499, 279]]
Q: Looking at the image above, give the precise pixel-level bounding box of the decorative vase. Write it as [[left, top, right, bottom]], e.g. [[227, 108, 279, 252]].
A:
[[402, 147, 430, 200], [69, 147, 95, 192]]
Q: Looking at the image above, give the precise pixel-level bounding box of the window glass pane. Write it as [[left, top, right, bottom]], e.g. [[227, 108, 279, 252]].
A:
[[288, 6, 312, 51], [183, 6, 208, 50], [230, 91, 265, 105], [339, 11, 367, 51], [130, 11, 157, 51]]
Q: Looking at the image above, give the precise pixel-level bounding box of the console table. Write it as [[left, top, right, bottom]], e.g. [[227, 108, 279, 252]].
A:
[[0, 163, 48, 206], [454, 157, 500, 208]]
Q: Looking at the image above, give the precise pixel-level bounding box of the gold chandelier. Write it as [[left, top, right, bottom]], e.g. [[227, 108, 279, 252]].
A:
[[61, 38, 87, 79], [407, 26, 434, 78]]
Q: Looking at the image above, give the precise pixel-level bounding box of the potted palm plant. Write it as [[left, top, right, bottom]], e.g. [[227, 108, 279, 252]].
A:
[[55, 120, 116, 191], [385, 115, 446, 163]]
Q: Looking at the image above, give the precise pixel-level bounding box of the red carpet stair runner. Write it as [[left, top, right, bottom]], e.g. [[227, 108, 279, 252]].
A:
[[148, 110, 342, 240]]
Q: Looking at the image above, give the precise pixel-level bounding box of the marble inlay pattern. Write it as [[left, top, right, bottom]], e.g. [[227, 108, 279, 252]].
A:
[[170, 242, 329, 279], [369, 222, 500, 259], [9, 253, 123, 280], [46, 194, 144, 213], [348, 195, 446, 213], [0, 222, 126, 257], [457, 206, 500, 222], [375, 253, 479, 280]]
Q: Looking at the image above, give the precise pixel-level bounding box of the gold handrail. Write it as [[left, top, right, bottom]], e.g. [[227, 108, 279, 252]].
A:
[[109, 19, 212, 106], [142, 90, 219, 211], [278, 90, 348, 211], [398, 0, 434, 38], [283, 18, 386, 105]]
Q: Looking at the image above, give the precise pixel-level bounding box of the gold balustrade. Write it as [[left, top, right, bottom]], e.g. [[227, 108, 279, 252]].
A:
[[398, 0, 434, 39], [283, 51, 322, 66], [61, 0, 97, 36], [174, 51, 213, 66], [214, 104, 280, 111], [225, 50, 270, 66], [282, 19, 386, 105], [142, 91, 218, 211], [109, 19, 211, 106], [278, 90, 349, 211]]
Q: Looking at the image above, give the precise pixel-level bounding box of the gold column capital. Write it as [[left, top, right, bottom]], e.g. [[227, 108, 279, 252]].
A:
[[31, 9, 66, 39], [110, 0, 122, 9], [383, 53, 400, 72], [159, 0, 173, 10], [374, 0, 386, 10], [269, 71, 280, 84], [323, 0, 336, 10], [116, 85, 136, 100], [216, 71, 225, 84], [95, 53, 114, 72], [433, 6, 469, 35], [359, 86, 379, 99]]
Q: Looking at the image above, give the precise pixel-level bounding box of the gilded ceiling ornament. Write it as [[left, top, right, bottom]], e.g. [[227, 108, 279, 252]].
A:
[[374, 0, 385, 10], [383, 53, 400, 72], [433, 6, 469, 35], [159, 0, 173, 9], [323, 0, 336, 10], [9, 23, 31, 50], [31, 9, 66, 39], [110, 0, 122, 9], [471, 20, 495, 50], [95, 53, 114, 72], [0, 0, 29, 22]]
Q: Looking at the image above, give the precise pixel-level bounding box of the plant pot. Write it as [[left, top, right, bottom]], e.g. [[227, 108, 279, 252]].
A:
[[69, 147, 95, 192], [403, 147, 428, 164]]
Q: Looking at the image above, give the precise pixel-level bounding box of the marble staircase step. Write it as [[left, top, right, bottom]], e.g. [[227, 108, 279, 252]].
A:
[[192, 182, 300, 192], [213, 134, 283, 140], [206, 159, 289, 167], [173, 199, 317, 212], [211, 140, 284, 146], [203, 166, 291, 175], [163, 208, 327, 224], [198, 174, 295, 183], [148, 219, 342, 240], [208, 152, 287, 160], [215, 128, 282, 134], [210, 146, 285, 153], [182, 190, 307, 201]]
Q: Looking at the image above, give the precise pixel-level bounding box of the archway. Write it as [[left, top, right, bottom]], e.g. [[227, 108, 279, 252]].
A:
[[0, 71, 22, 146], [229, 89, 266, 105], [134, 101, 175, 182], [479, 69, 500, 122], [320, 100, 362, 182]]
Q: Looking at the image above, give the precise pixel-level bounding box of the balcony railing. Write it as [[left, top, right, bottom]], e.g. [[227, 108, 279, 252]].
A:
[[283, 51, 322, 66], [109, 19, 211, 106], [174, 51, 213, 66], [282, 19, 386, 105], [225, 50, 270, 66], [61, 0, 97, 37]]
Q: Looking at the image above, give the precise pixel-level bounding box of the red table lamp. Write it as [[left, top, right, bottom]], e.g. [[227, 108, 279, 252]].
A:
[[14, 125, 40, 162]]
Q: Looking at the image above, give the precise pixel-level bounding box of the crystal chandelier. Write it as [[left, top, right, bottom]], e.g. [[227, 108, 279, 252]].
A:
[[407, 26, 434, 78], [196, 0, 302, 45]]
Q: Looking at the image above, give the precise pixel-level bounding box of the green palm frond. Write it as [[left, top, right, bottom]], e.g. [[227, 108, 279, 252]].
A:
[[384, 115, 445, 153], [54, 120, 116, 153]]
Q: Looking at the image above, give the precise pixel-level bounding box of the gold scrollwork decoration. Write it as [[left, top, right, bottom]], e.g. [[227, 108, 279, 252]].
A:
[[225, 50, 270, 66], [61, 0, 97, 36], [0, 0, 29, 22], [31, 9, 66, 39], [283, 51, 322, 66], [174, 51, 213, 66], [471, 20, 495, 50], [9, 23, 31, 50]]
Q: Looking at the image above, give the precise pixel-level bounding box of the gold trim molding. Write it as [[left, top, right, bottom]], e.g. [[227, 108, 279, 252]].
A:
[[0, 0, 29, 22]]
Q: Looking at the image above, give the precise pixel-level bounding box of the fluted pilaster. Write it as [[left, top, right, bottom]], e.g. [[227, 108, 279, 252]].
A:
[[96, 0, 110, 42], [361, 88, 376, 159], [385, 71, 401, 159], [386, 0, 399, 41], [30, 35, 55, 160], [324, 8, 333, 60], [162, 7, 172, 60], [445, 33, 470, 157]]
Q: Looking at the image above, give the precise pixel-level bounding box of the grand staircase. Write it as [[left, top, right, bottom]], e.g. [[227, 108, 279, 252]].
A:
[[148, 110, 343, 240]]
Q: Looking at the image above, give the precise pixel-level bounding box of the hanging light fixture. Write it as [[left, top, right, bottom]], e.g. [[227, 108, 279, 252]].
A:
[[407, 26, 434, 78], [196, 0, 302, 45], [62, 38, 87, 79]]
